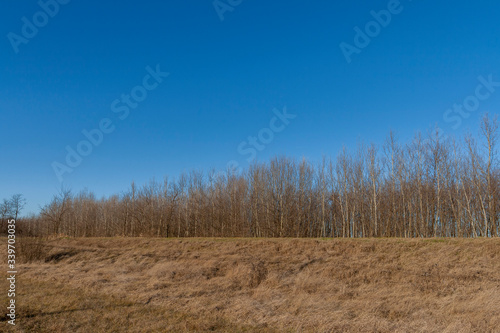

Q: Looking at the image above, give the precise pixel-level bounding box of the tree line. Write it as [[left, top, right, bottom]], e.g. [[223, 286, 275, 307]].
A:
[[12, 114, 500, 238]]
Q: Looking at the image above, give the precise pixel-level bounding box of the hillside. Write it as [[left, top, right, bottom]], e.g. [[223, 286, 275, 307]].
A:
[[2, 238, 500, 332]]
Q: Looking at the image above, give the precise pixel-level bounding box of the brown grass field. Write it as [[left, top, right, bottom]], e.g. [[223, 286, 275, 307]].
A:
[[1, 237, 500, 332]]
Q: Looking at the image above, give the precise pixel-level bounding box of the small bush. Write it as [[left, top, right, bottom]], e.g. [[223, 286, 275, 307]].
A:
[[17, 237, 48, 263]]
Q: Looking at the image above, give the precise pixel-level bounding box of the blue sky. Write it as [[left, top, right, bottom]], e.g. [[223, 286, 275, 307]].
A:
[[1, 0, 500, 215]]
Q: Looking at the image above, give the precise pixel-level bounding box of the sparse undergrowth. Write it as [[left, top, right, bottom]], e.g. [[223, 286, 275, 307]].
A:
[[1, 237, 500, 332], [16, 237, 49, 263]]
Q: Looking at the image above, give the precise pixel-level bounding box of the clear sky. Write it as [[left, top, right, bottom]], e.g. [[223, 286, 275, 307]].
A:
[[2, 0, 500, 215]]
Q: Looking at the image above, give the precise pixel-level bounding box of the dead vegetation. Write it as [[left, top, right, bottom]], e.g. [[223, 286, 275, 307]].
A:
[[1, 237, 500, 332], [16, 237, 48, 263]]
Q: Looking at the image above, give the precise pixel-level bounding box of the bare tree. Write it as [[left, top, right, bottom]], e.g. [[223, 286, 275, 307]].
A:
[[480, 114, 499, 236], [1, 198, 13, 219], [10, 194, 27, 220], [367, 143, 381, 237], [40, 187, 72, 235]]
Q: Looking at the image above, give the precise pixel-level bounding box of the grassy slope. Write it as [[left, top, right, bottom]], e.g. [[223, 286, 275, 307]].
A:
[[1, 237, 500, 332]]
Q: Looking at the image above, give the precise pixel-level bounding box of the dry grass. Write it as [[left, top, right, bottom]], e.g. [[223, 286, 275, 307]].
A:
[[1, 237, 500, 332]]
